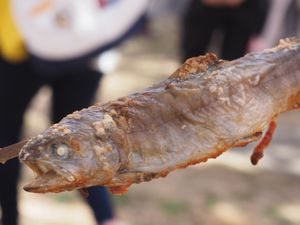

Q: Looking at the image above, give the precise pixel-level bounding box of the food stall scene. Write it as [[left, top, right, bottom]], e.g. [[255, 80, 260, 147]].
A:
[[0, 0, 300, 225]]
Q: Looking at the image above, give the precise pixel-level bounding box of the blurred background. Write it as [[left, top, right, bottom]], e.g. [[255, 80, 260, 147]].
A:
[[1, 0, 300, 225]]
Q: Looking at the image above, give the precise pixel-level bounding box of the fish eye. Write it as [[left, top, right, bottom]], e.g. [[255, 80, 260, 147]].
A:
[[52, 143, 70, 159]]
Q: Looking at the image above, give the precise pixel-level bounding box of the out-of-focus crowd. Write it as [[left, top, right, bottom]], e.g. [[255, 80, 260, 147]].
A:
[[0, 1, 299, 225]]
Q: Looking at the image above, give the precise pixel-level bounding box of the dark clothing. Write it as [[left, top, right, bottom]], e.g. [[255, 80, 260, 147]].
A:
[[0, 158, 20, 225], [0, 59, 113, 225], [182, 0, 269, 61], [86, 186, 114, 223]]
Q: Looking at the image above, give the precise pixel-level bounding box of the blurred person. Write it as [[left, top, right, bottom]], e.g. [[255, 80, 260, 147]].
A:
[[0, 54, 116, 225], [0, 3, 27, 225], [249, 0, 300, 51], [0, 0, 148, 225], [181, 0, 269, 61]]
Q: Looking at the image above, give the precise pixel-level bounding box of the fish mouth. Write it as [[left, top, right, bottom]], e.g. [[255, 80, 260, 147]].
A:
[[23, 160, 77, 193]]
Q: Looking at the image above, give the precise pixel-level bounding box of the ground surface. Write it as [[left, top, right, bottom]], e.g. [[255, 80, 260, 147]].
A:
[[16, 15, 300, 225]]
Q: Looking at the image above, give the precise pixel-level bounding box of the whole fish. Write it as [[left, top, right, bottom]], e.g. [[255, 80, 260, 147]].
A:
[[20, 38, 300, 194]]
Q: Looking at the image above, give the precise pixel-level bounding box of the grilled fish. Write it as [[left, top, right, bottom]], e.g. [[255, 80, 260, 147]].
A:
[[20, 38, 300, 194]]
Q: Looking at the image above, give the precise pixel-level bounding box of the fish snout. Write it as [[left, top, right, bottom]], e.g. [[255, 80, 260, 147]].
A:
[[19, 141, 53, 162], [19, 146, 46, 161]]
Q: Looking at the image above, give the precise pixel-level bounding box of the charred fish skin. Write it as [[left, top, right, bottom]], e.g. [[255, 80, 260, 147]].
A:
[[105, 38, 300, 193], [20, 38, 300, 194]]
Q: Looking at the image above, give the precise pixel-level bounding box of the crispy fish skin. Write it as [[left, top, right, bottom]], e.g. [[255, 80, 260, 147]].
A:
[[20, 38, 300, 194]]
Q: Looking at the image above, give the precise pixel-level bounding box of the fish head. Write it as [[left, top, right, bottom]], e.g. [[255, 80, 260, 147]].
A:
[[19, 120, 120, 193]]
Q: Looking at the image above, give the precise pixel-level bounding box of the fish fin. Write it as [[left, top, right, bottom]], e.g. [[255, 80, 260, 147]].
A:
[[170, 53, 218, 80], [251, 120, 277, 165], [234, 132, 263, 148]]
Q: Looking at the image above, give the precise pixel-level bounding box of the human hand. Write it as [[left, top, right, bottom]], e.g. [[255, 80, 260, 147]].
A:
[[247, 36, 268, 52]]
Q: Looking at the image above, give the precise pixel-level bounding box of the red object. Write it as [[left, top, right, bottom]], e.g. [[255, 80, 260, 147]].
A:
[[98, 0, 108, 8], [251, 120, 277, 165]]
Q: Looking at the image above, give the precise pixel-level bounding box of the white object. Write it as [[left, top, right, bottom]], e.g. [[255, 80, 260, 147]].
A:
[[12, 0, 148, 60], [95, 49, 121, 74]]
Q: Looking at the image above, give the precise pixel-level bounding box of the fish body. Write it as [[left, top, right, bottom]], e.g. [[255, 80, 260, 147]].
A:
[[20, 38, 300, 194]]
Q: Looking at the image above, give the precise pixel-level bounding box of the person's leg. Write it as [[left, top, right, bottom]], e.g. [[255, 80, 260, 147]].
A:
[[86, 186, 114, 224], [50, 69, 102, 123], [221, 17, 250, 59], [221, 0, 268, 60], [49, 68, 115, 224], [0, 158, 20, 225], [181, 0, 222, 61], [0, 59, 44, 225]]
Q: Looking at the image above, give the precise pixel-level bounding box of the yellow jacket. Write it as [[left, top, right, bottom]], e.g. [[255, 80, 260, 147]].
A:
[[0, 0, 27, 62]]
